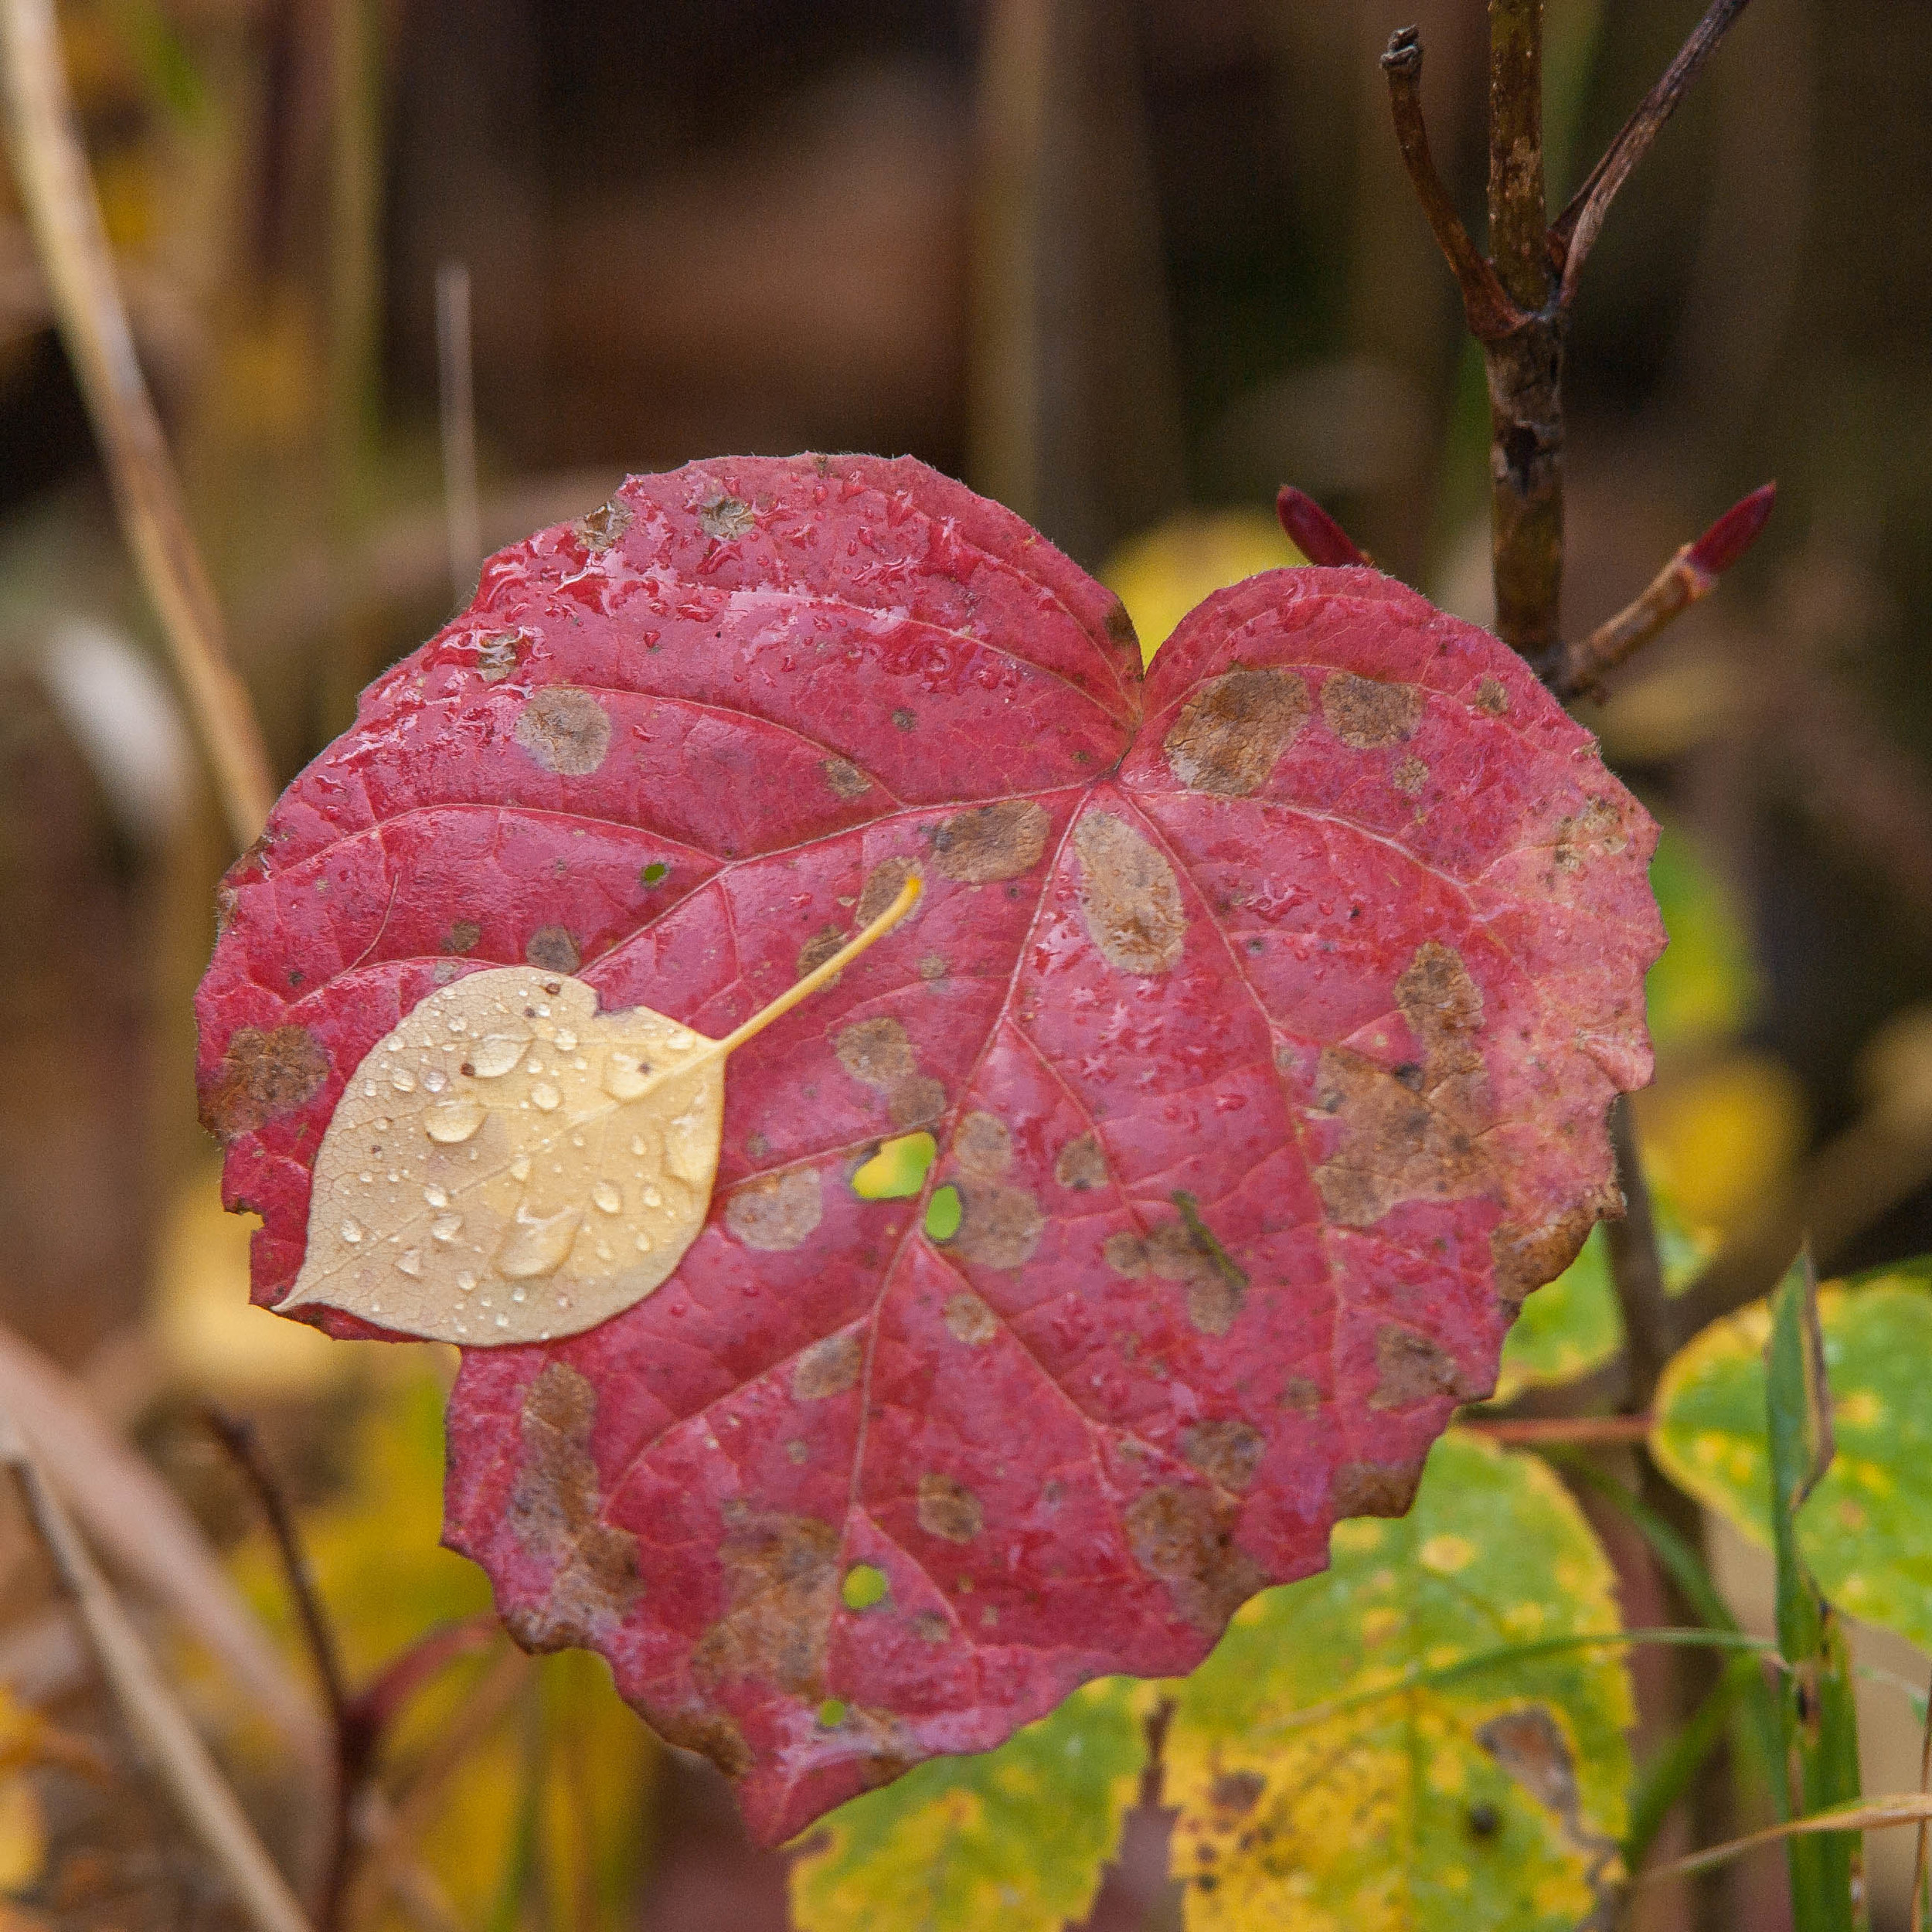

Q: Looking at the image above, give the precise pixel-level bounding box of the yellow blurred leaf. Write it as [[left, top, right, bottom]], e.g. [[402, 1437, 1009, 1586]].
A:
[[1103, 508, 1306, 663], [1634, 1050, 1807, 1230]]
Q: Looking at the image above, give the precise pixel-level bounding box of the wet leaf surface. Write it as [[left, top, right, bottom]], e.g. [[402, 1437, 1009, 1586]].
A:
[[197, 454, 1661, 1840]]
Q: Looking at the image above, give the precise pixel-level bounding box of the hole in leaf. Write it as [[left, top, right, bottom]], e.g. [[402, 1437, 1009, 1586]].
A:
[[852, 1131, 936, 1199], [924, 1185, 962, 1241], [816, 1698, 848, 1728], [841, 1564, 888, 1611]]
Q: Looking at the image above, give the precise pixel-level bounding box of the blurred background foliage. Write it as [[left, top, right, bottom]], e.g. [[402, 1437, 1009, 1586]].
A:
[[0, 0, 1929, 1927]]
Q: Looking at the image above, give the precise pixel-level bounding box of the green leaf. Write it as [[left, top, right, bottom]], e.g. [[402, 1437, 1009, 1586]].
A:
[[1651, 1256, 1932, 1652], [1163, 1430, 1633, 1930], [787, 1676, 1146, 1932], [851, 1131, 937, 1199]]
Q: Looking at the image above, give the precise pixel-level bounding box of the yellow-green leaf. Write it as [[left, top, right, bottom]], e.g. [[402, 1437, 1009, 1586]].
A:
[[1103, 509, 1306, 664], [1651, 1258, 1932, 1651], [1164, 1430, 1633, 1930], [788, 1676, 1146, 1932], [1645, 820, 1757, 1056]]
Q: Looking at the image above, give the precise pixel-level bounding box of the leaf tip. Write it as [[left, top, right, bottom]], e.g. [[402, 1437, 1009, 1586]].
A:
[[1687, 482, 1776, 580], [1274, 486, 1369, 569]]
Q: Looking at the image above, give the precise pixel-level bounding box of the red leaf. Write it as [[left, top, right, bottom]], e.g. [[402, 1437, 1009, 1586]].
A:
[[196, 456, 1662, 1843]]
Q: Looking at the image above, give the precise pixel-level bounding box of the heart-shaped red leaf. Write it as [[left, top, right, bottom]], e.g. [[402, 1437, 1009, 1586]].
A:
[[196, 455, 1661, 1843]]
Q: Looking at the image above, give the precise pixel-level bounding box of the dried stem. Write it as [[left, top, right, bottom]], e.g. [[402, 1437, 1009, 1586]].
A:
[[0, 1417, 314, 1932], [1463, 1414, 1652, 1447], [1552, 0, 1759, 302], [1913, 1665, 1932, 1932], [0, 0, 276, 850], [1548, 484, 1776, 698]]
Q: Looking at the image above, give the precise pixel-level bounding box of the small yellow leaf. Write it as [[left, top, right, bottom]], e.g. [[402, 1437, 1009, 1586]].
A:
[[284, 970, 725, 1345]]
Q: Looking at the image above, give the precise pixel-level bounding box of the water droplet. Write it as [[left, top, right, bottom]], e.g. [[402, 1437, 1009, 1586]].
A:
[[341, 1219, 364, 1243], [634, 1232, 653, 1253], [497, 1203, 582, 1278], [592, 1181, 621, 1214], [604, 1054, 650, 1101], [630, 1135, 645, 1156], [396, 1250, 423, 1277], [362, 1080, 378, 1097], [431, 1214, 463, 1243], [495, 1314, 509, 1328], [370, 1301, 382, 1314], [469, 1035, 527, 1079], [570, 1133, 585, 1149], [386, 1171, 400, 1183], [447, 1015, 468, 1034], [574, 1058, 589, 1071], [425, 1098, 485, 1143], [423, 1184, 449, 1209], [595, 1243, 611, 1261], [526, 1057, 544, 1076], [390, 1066, 417, 1093], [668, 1028, 696, 1051], [359, 1171, 372, 1185], [384, 1035, 405, 1053], [510, 1155, 532, 1182], [422, 1066, 447, 1094], [375, 1117, 392, 1131], [536, 1004, 551, 1018], [530, 1082, 561, 1112], [554, 1029, 578, 1053], [643, 1186, 662, 1208], [456, 1270, 477, 1292], [539, 1330, 550, 1340]]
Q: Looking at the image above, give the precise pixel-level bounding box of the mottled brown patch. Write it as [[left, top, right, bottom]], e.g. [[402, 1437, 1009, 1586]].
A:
[[1107, 1208, 1249, 1335], [503, 1364, 641, 1652], [1054, 1133, 1107, 1191], [1491, 1199, 1609, 1315], [916, 1472, 984, 1543], [1478, 1708, 1580, 1819], [201, 1025, 329, 1138], [1551, 797, 1628, 872], [1280, 1376, 1320, 1415], [1371, 1324, 1481, 1410], [655, 1708, 752, 1778], [1398, 941, 1484, 1064], [931, 800, 1051, 883], [476, 633, 520, 682], [1182, 1418, 1267, 1492], [515, 687, 611, 776], [1124, 1486, 1267, 1631], [1309, 1046, 1488, 1228], [698, 494, 756, 540], [790, 1328, 862, 1400], [943, 1292, 998, 1345], [1330, 1459, 1423, 1519], [725, 1168, 823, 1252], [952, 1183, 1046, 1270], [912, 1611, 951, 1644], [1475, 676, 1509, 715], [1073, 811, 1185, 975], [577, 498, 632, 552], [856, 854, 920, 927], [798, 926, 845, 979], [917, 954, 947, 981], [1210, 1770, 1266, 1815], [444, 920, 481, 954], [1164, 668, 1310, 795], [836, 1015, 944, 1131], [952, 1111, 1012, 1177], [1104, 597, 1138, 651], [1391, 755, 1429, 796], [821, 757, 870, 800], [693, 1512, 839, 1695], [525, 925, 580, 974], [1321, 672, 1423, 749]]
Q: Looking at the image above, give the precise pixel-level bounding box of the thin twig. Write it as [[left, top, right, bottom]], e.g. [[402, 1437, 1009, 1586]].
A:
[[1379, 29, 1519, 341], [1552, 0, 1759, 303], [1548, 484, 1775, 698], [1641, 1794, 1932, 1886], [1604, 1097, 1674, 1407], [1912, 1665, 1932, 1930], [0, 1415, 314, 1932], [434, 261, 481, 609], [0, 0, 275, 849], [1463, 1413, 1652, 1447]]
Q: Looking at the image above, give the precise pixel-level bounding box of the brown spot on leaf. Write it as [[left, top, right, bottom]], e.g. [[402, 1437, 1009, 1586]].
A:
[[1104, 597, 1138, 651], [1309, 1046, 1488, 1228], [1164, 668, 1310, 795], [889, 1076, 946, 1131], [693, 1512, 839, 1695], [1110, 1206, 1249, 1334], [1321, 672, 1423, 749], [917, 954, 947, 981], [726, 1168, 823, 1252], [952, 1111, 1012, 1177], [791, 1329, 862, 1400], [699, 495, 756, 540], [1551, 797, 1628, 872], [1491, 1199, 1609, 1315], [952, 1182, 1046, 1270], [1475, 676, 1509, 715], [525, 925, 580, 974], [1329, 1458, 1423, 1519], [655, 1709, 752, 1778], [836, 1015, 944, 1131], [1054, 1133, 1107, 1191], [943, 1292, 998, 1345], [503, 1364, 641, 1652], [931, 801, 1051, 883], [856, 855, 920, 927], [798, 926, 845, 979], [1124, 1486, 1267, 1631], [1392, 755, 1429, 796], [476, 634, 521, 682], [1182, 1418, 1266, 1491], [1280, 1376, 1320, 1415], [577, 498, 632, 552], [444, 920, 481, 954], [515, 687, 611, 776], [201, 1025, 329, 1138], [1073, 811, 1185, 975], [913, 1611, 951, 1644], [821, 757, 870, 800], [916, 1472, 984, 1543], [1210, 1770, 1266, 1815], [1371, 1324, 1482, 1410], [1478, 1708, 1582, 1820], [1398, 941, 1484, 1061]]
